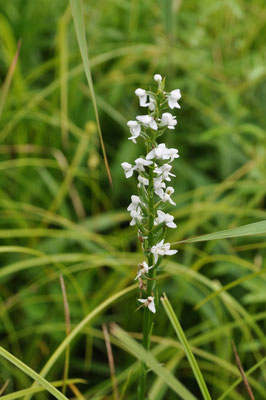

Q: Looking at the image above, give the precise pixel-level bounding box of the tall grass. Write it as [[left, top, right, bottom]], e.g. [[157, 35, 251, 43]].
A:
[[0, 0, 265, 398]]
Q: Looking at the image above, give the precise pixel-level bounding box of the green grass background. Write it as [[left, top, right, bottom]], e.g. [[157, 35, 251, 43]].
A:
[[0, 0, 265, 398]]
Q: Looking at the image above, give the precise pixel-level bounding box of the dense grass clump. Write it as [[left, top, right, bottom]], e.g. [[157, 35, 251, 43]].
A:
[[0, 0, 265, 399]]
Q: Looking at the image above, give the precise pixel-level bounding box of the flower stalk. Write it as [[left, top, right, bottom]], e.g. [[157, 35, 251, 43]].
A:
[[121, 74, 181, 399]]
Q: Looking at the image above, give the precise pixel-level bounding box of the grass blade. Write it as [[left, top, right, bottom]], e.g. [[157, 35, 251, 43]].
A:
[[110, 323, 197, 400], [0, 347, 68, 400], [70, 0, 112, 185], [0, 379, 86, 400], [172, 220, 266, 245], [0, 39, 21, 119], [161, 294, 212, 400]]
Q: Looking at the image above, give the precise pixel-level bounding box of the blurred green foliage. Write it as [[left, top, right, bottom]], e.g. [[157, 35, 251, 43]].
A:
[[0, 0, 265, 398]]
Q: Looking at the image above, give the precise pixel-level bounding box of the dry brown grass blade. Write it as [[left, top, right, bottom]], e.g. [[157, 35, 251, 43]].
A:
[[0, 379, 10, 396], [68, 383, 86, 399], [0, 39, 22, 119], [232, 341, 255, 400], [103, 324, 119, 400]]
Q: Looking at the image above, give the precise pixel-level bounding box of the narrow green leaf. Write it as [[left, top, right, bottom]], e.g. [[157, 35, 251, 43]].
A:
[[161, 294, 212, 400], [23, 284, 137, 400], [0, 347, 68, 400], [0, 379, 86, 400], [70, 0, 112, 185], [111, 324, 197, 400], [172, 220, 266, 245]]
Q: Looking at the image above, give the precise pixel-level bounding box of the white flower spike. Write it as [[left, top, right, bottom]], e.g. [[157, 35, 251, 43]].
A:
[[167, 89, 181, 109], [154, 210, 177, 228], [138, 296, 156, 313], [122, 75, 181, 339]]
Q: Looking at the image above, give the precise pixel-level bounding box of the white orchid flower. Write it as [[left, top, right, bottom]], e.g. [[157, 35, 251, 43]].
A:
[[167, 89, 181, 109], [160, 112, 177, 129], [154, 176, 166, 198], [146, 143, 179, 162], [168, 148, 179, 162], [151, 239, 177, 263], [136, 115, 158, 130], [121, 162, 135, 178], [127, 120, 141, 143], [129, 206, 143, 226], [154, 210, 176, 228], [134, 157, 153, 172], [138, 175, 149, 187], [154, 74, 162, 82], [161, 187, 176, 205], [138, 296, 156, 313], [127, 195, 141, 211], [154, 163, 176, 181], [135, 261, 153, 280], [135, 88, 149, 107], [148, 97, 156, 111]]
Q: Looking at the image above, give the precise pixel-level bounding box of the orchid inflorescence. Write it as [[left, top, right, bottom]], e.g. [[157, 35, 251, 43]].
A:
[[121, 74, 181, 315]]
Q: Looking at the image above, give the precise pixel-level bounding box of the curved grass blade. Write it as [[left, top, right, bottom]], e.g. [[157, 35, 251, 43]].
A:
[[23, 283, 137, 400], [70, 0, 112, 185], [0, 347, 68, 400], [161, 294, 212, 400], [0, 379, 86, 400], [172, 220, 266, 245], [111, 324, 197, 400]]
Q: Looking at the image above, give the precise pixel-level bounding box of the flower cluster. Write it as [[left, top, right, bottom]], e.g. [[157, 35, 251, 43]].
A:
[[121, 74, 181, 314]]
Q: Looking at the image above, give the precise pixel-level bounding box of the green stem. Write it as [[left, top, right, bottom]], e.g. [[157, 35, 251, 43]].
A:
[[138, 160, 156, 400]]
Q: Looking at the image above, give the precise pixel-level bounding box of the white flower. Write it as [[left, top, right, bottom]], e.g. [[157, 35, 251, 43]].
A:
[[127, 120, 141, 143], [136, 115, 158, 130], [154, 176, 166, 198], [121, 162, 135, 178], [154, 210, 177, 228], [148, 97, 156, 111], [135, 261, 153, 280], [134, 157, 153, 172], [168, 148, 179, 162], [146, 143, 179, 162], [167, 89, 181, 109], [138, 175, 149, 187], [154, 163, 176, 181], [154, 74, 162, 82], [161, 112, 177, 130], [161, 187, 176, 205], [127, 195, 141, 211], [135, 88, 149, 107], [130, 206, 143, 226], [138, 296, 156, 313], [151, 239, 177, 263]]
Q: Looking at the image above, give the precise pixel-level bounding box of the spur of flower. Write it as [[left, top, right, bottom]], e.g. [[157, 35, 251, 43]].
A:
[[121, 74, 181, 315]]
